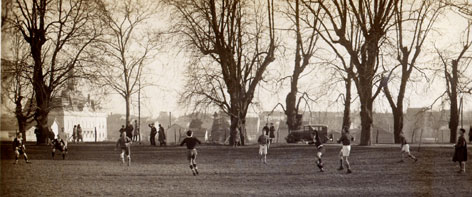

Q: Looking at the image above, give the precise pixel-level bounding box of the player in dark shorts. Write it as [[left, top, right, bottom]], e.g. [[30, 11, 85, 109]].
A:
[[13, 133, 31, 164], [180, 130, 202, 176], [313, 130, 331, 172], [51, 134, 68, 160], [116, 133, 132, 166]]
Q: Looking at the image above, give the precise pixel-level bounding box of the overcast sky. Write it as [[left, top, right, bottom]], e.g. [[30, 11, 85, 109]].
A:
[[98, 5, 472, 119], [2, 2, 471, 119]]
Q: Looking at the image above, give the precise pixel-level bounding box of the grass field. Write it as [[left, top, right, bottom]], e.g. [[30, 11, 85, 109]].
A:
[[1, 142, 471, 196]]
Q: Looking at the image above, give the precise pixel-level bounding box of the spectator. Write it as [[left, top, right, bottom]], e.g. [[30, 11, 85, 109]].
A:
[[126, 121, 133, 139], [469, 126, 472, 143], [72, 125, 77, 143], [453, 128, 468, 173], [34, 126, 41, 145], [262, 123, 269, 136], [158, 124, 166, 146], [133, 120, 140, 142], [77, 124, 83, 143], [149, 123, 157, 146], [269, 123, 275, 147]]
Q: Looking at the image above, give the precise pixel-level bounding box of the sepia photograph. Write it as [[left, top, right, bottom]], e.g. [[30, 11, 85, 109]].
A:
[[1, 0, 472, 196]]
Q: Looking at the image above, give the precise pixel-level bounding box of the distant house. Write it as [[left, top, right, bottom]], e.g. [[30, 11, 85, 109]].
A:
[[403, 108, 451, 143], [210, 112, 230, 144], [167, 123, 186, 144], [48, 80, 108, 142]]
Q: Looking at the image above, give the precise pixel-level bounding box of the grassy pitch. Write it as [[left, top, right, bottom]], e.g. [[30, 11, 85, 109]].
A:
[[1, 142, 471, 196]]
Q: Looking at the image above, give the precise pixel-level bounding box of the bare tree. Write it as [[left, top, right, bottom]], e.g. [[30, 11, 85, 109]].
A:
[[436, 22, 472, 143], [171, 0, 276, 146], [304, 0, 398, 145], [95, 0, 161, 125], [1, 30, 36, 142], [278, 0, 323, 131], [11, 0, 104, 143], [383, 0, 443, 143]]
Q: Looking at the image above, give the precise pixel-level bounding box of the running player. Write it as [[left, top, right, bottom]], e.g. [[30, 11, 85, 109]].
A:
[[13, 133, 31, 164], [180, 130, 202, 176], [116, 133, 132, 166], [51, 134, 68, 160], [257, 131, 269, 164], [314, 130, 331, 172], [399, 131, 417, 163], [337, 127, 353, 174]]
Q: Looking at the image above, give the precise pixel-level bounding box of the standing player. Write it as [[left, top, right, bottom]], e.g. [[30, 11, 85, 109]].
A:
[[13, 133, 31, 164], [116, 133, 132, 166], [398, 131, 417, 163], [51, 134, 68, 160], [257, 131, 269, 164], [180, 130, 202, 176], [337, 127, 353, 174]]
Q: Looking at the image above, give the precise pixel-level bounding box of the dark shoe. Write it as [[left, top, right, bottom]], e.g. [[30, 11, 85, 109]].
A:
[[192, 171, 196, 176], [414, 158, 418, 162], [195, 169, 199, 175], [347, 169, 352, 174], [337, 167, 344, 171], [26, 161, 31, 164]]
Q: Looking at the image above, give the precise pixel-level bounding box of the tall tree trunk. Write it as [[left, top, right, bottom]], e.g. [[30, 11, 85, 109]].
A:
[[392, 109, 403, 143], [449, 60, 459, 143], [125, 94, 130, 125], [285, 84, 300, 131], [449, 92, 459, 143], [240, 118, 246, 146], [358, 75, 374, 145], [342, 77, 352, 129], [32, 36, 49, 144], [359, 103, 373, 145], [228, 88, 240, 146]]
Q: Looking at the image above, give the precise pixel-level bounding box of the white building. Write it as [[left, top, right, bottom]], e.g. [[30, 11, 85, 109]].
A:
[[49, 108, 107, 142]]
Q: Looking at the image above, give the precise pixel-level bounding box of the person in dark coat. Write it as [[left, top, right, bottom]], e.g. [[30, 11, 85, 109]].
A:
[[149, 123, 157, 146], [269, 123, 276, 144], [34, 126, 41, 145], [158, 124, 166, 146], [469, 126, 472, 143], [126, 121, 133, 139], [77, 124, 83, 143], [453, 128, 468, 173]]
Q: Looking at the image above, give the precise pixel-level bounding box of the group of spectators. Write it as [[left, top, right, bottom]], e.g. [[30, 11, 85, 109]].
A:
[[148, 123, 166, 146], [34, 124, 83, 145]]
